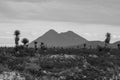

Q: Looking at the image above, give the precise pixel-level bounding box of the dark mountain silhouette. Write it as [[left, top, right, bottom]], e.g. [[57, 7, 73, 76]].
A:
[[85, 41, 105, 48], [75, 41, 120, 49], [72, 41, 105, 48], [29, 29, 120, 48], [29, 29, 88, 47], [111, 41, 120, 48]]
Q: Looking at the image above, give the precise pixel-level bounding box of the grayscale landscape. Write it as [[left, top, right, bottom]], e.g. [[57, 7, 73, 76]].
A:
[[0, 0, 120, 80]]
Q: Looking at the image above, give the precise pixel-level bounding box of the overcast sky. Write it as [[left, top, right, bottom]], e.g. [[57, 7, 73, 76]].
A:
[[0, 0, 120, 46]]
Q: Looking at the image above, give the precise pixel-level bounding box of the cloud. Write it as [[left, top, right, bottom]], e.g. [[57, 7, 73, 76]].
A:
[[113, 35, 120, 38], [0, 0, 50, 3], [0, 0, 120, 25]]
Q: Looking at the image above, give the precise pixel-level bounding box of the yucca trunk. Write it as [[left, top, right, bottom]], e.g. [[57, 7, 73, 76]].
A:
[[15, 36, 19, 47]]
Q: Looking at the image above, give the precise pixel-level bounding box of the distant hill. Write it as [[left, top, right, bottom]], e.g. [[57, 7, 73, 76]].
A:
[[85, 41, 105, 48], [29, 29, 120, 48], [72, 41, 105, 48], [111, 41, 120, 48], [29, 29, 88, 47], [75, 41, 120, 49]]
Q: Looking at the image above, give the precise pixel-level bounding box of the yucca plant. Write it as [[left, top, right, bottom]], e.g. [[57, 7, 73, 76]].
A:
[[40, 42, 47, 52], [14, 30, 20, 52], [83, 43, 87, 49], [117, 44, 120, 50], [34, 41, 38, 52], [14, 30, 20, 47], [21, 38, 29, 47], [105, 32, 111, 47]]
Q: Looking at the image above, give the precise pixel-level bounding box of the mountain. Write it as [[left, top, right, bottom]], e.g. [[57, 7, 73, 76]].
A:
[[29, 29, 88, 47], [75, 41, 120, 49], [29, 29, 120, 48], [72, 41, 105, 48], [85, 41, 105, 48], [111, 41, 120, 48]]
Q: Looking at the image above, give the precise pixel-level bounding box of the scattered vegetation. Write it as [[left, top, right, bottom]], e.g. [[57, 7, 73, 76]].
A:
[[0, 30, 120, 80], [0, 46, 120, 80]]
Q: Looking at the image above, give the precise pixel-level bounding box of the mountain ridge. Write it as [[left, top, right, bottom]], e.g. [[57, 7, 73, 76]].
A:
[[29, 29, 88, 47], [29, 29, 120, 48]]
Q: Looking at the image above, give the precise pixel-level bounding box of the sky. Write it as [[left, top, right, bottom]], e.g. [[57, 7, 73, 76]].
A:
[[0, 0, 120, 46]]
